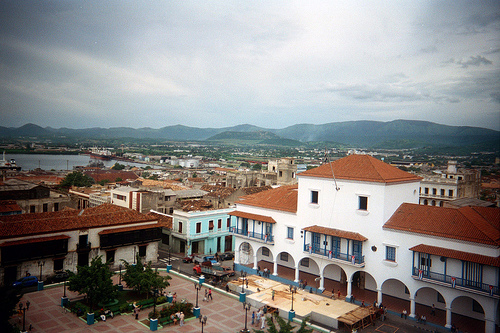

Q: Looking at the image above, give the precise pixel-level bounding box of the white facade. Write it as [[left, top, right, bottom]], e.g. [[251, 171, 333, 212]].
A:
[[232, 155, 499, 332]]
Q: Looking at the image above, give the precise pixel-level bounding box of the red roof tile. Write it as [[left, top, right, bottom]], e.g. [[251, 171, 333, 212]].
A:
[[236, 185, 297, 213], [0, 203, 156, 239], [303, 225, 368, 241], [384, 203, 500, 246], [409, 244, 500, 267], [99, 223, 160, 235], [229, 211, 276, 224], [0, 234, 70, 247], [299, 154, 421, 183], [145, 211, 172, 229], [0, 200, 22, 213]]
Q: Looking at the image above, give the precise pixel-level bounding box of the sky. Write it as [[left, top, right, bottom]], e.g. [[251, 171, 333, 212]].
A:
[[0, 1, 499, 131]]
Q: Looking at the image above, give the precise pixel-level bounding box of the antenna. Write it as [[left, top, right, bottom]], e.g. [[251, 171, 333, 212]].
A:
[[324, 148, 340, 191]]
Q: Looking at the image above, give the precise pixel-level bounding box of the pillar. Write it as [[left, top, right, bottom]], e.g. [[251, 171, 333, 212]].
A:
[[409, 297, 416, 318], [319, 273, 324, 291], [346, 279, 352, 301], [377, 289, 382, 305], [273, 260, 278, 276], [294, 266, 300, 283], [485, 317, 496, 333], [253, 254, 258, 270], [234, 250, 240, 265], [445, 307, 452, 329]]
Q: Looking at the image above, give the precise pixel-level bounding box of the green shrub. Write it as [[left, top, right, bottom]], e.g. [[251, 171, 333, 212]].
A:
[[119, 303, 130, 313], [156, 296, 167, 304]]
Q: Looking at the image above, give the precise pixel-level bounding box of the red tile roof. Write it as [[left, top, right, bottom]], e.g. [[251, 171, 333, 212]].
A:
[[299, 154, 421, 183], [236, 185, 298, 213], [145, 211, 172, 229], [0, 234, 70, 247], [84, 170, 139, 183], [0, 203, 156, 239], [409, 244, 500, 267], [0, 200, 22, 213], [384, 203, 500, 246], [229, 211, 276, 224], [201, 185, 237, 199], [99, 223, 160, 235], [303, 225, 368, 241]]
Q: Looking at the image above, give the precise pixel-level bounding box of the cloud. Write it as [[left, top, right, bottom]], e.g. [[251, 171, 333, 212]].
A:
[[458, 55, 493, 68]]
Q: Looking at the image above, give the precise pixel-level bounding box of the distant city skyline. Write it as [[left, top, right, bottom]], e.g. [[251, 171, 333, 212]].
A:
[[0, 1, 499, 131]]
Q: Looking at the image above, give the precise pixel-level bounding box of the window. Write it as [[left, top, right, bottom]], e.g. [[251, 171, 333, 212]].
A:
[[280, 253, 288, 262], [227, 217, 231, 228], [424, 187, 429, 194], [106, 250, 115, 263], [359, 196, 368, 210], [404, 286, 409, 294], [420, 257, 432, 267], [165, 196, 171, 201], [178, 222, 183, 233], [301, 258, 309, 267], [262, 248, 269, 257], [440, 189, 445, 196], [386, 246, 396, 261], [311, 190, 318, 204], [287, 227, 294, 240], [54, 202, 59, 211], [432, 188, 437, 195], [279, 171, 283, 177], [423, 199, 428, 205], [30, 205, 36, 213], [448, 189, 454, 197], [196, 222, 201, 234], [218, 219, 222, 229], [54, 258, 64, 271], [43, 203, 48, 212], [472, 299, 484, 314], [209, 220, 214, 231], [437, 293, 445, 303], [139, 245, 147, 257]]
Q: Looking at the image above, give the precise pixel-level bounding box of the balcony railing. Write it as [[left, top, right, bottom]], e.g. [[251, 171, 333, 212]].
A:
[[76, 242, 91, 252], [304, 243, 365, 265], [229, 227, 274, 244], [412, 267, 499, 296]]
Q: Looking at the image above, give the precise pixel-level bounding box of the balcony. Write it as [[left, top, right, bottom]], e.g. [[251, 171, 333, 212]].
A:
[[76, 242, 91, 252], [229, 227, 274, 244], [304, 243, 365, 267], [412, 267, 499, 298]]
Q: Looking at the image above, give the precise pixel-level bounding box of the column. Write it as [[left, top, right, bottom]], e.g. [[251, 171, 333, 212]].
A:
[[234, 249, 240, 265], [273, 260, 278, 276], [319, 273, 324, 291], [485, 317, 496, 333], [346, 279, 352, 301], [377, 289, 382, 305], [445, 306, 452, 329], [253, 254, 258, 270], [409, 297, 416, 318], [294, 266, 299, 283]]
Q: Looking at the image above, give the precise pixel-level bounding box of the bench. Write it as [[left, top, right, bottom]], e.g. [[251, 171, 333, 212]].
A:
[[159, 317, 173, 326]]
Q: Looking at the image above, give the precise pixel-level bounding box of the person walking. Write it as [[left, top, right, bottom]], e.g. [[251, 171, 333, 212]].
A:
[[251, 311, 255, 326], [179, 311, 185, 326], [26, 301, 30, 310], [431, 304, 436, 316], [261, 314, 266, 329], [271, 289, 275, 301], [208, 288, 213, 301]]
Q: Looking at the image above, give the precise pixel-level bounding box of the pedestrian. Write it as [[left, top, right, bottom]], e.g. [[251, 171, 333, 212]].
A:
[[403, 309, 407, 319], [251, 311, 255, 325], [337, 290, 341, 299], [271, 289, 275, 301], [29, 324, 32, 331], [304, 280, 307, 289], [26, 300, 30, 310], [180, 311, 185, 326], [134, 308, 139, 320], [431, 304, 436, 316], [208, 288, 213, 300], [258, 266, 261, 276], [261, 314, 266, 329], [422, 315, 426, 324], [256, 309, 261, 324], [246, 279, 249, 288], [173, 292, 177, 303]]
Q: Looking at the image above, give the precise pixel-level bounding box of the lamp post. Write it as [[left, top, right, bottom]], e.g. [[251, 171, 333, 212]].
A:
[[239, 271, 247, 302], [194, 282, 202, 318], [200, 315, 208, 333], [119, 264, 122, 285], [241, 302, 251, 333], [289, 285, 297, 321], [19, 302, 26, 332], [38, 261, 45, 281]]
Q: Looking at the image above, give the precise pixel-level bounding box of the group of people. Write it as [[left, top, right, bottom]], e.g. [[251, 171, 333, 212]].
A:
[[171, 311, 185, 326], [256, 266, 271, 278], [202, 288, 213, 302], [298, 279, 308, 289], [251, 306, 268, 329]]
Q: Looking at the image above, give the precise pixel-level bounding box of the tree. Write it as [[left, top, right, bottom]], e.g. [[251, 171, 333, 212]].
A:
[[252, 163, 262, 171], [254, 314, 313, 333], [67, 256, 116, 312], [0, 285, 21, 332], [60, 171, 94, 188], [111, 162, 125, 170], [121, 254, 171, 298]]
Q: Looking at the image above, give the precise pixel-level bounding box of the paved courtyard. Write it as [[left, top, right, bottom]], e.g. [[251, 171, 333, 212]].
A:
[[10, 268, 451, 333]]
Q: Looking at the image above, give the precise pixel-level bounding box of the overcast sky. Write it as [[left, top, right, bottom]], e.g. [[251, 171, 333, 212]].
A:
[[0, 1, 499, 130]]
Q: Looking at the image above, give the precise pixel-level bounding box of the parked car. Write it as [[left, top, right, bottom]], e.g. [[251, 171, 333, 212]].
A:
[[53, 270, 70, 282], [220, 252, 234, 261], [12, 276, 38, 288], [182, 254, 194, 263], [194, 254, 220, 266]]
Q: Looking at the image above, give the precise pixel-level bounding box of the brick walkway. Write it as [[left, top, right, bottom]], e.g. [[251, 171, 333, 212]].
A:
[[9, 270, 325, 333]]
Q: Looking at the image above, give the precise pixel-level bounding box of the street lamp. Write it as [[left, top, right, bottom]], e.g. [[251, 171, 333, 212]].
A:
[[19, 302, 26, 332], [194, 282, 202, 318], [63, 280, 66, 297], [38, 261, 45, 281], [200, 315, 208, 333], [168, 245, 172, 265], [290, 285, 297, 311], [241, 271, 247, 293], [118, 264, 122, 285], [241, 302, 251, 333]]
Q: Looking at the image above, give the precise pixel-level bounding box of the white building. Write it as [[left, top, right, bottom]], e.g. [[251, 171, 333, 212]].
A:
[[231, 154, 499, 332]]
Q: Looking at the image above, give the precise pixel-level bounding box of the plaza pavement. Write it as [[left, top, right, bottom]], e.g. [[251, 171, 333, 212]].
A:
[[10, 268, 449, 333]]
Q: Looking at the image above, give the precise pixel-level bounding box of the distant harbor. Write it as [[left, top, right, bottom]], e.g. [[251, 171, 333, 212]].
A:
[[5, 154, 154, 171]]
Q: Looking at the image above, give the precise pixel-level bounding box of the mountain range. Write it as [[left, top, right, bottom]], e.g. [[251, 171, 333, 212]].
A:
[[1, 120, 498, 150]]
